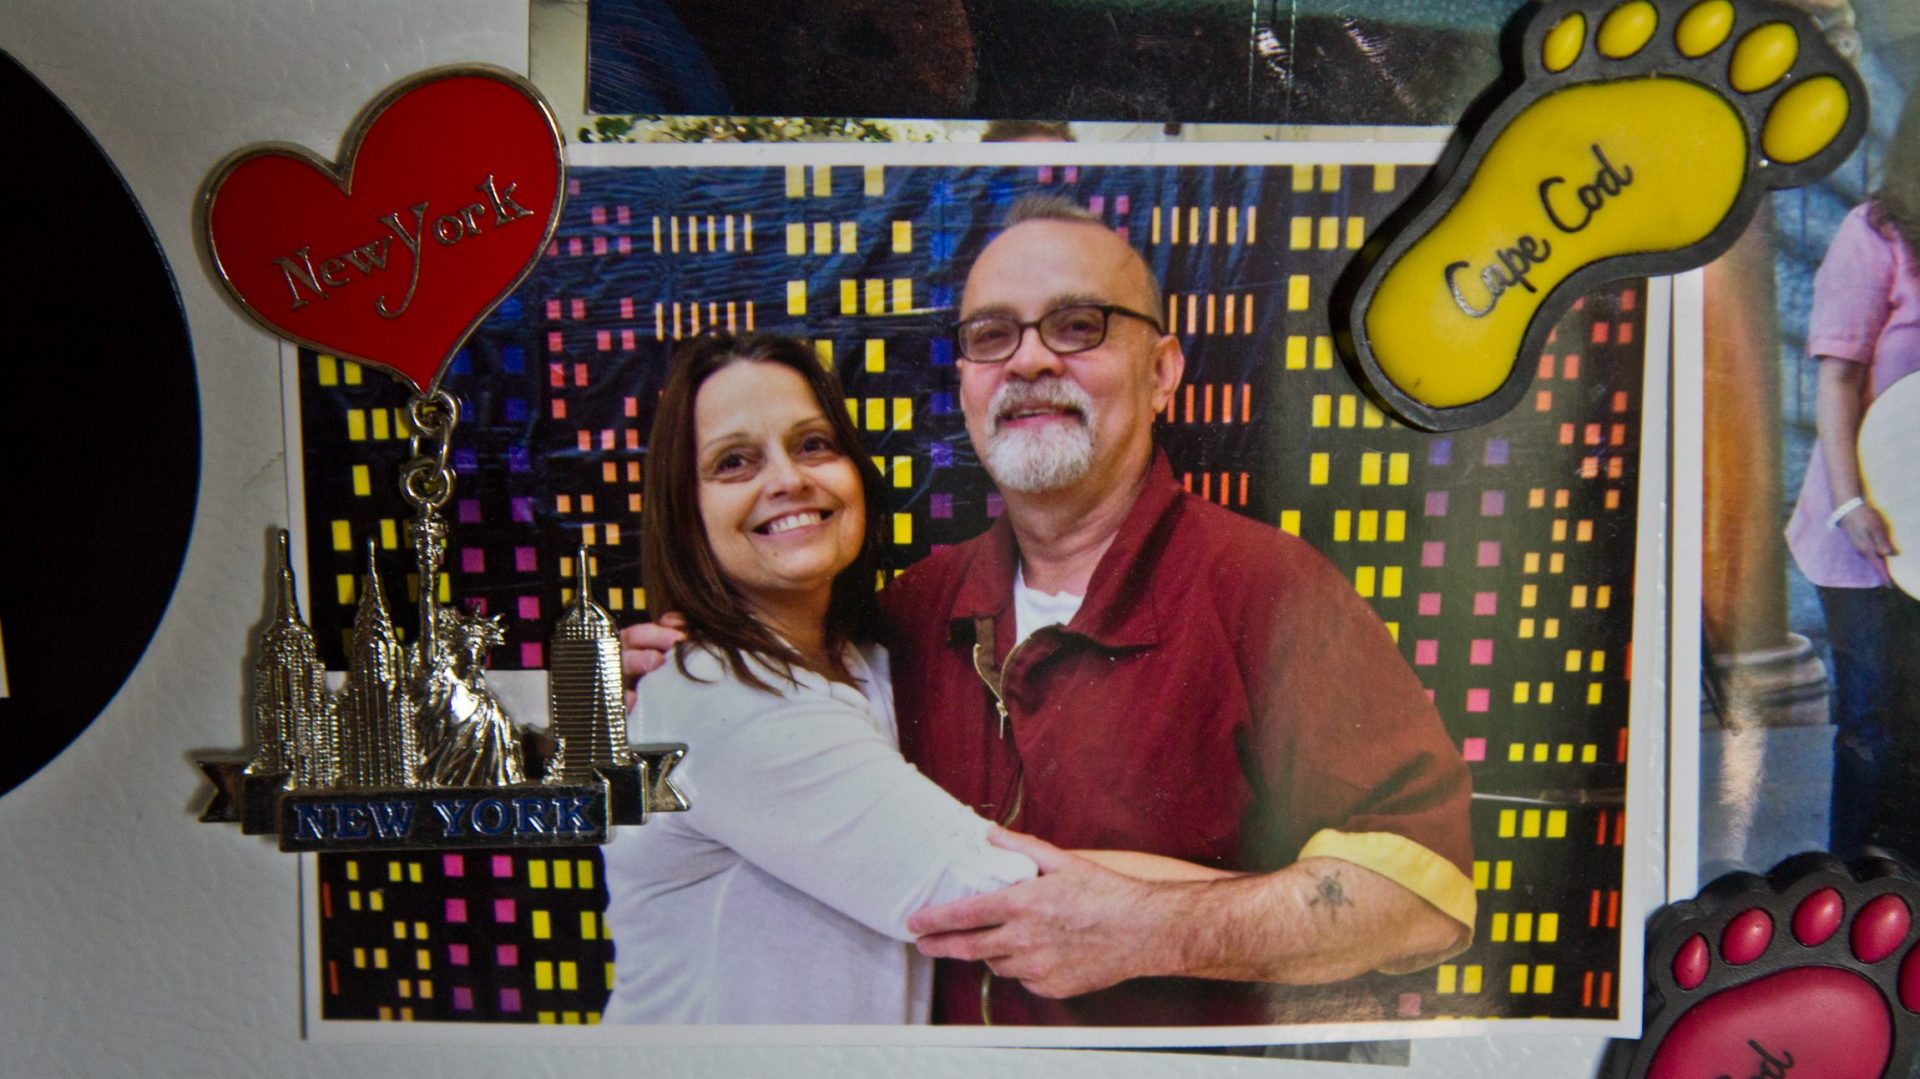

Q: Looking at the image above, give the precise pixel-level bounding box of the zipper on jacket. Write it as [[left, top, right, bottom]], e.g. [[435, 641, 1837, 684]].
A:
[[968, 618, 1033, 1026]]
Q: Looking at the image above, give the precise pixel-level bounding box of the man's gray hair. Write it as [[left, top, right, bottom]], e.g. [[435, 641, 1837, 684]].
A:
[[1001, 194, 1165, 317]]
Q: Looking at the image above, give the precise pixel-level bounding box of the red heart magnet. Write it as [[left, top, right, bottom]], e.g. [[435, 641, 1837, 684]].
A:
[[204, 65, 564, 395]]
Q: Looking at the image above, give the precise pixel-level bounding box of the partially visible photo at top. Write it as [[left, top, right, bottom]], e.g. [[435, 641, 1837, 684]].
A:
[[575, 0, 1515, 132]]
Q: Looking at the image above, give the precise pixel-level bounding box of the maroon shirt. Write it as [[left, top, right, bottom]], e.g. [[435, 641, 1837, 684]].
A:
[[883, 452, 1473, 1026]]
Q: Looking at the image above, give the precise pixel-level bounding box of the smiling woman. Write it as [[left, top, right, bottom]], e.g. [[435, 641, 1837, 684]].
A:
[[602, 333, 1038, 1024]]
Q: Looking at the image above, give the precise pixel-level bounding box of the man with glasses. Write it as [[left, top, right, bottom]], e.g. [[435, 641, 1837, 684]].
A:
[[880, 194, 1475, 1026]]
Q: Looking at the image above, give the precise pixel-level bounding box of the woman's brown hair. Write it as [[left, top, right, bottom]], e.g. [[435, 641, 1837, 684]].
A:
[[640, 333, 886, 692], [1871, 86, 1920, 263]]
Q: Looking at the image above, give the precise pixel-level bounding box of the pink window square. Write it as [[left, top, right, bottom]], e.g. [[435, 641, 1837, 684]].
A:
[[1398, 992, 1423, 1018], [1476, 540, 1501, 567], [514, 547, 537, 573], [545, 299, 562, 320], [1418, 593, 1442, 616], [517, 596, 540, 620], [1421, 541, 1446, 568], [497, 943, 519, 966], [1414, 640, 1438, 666], [1466, 688, 1490, 713], [493, 898, 515, 923], [1462, 737, 1486, 762], [444, 898, 467, 923], [448, 943, 470, 966], [461, 549, 485, 574], [520, 642, 544, 667], [453, 986, 474, 1011], [1424, 491, 1449, 517], [1470, 639, 1494, 665], [491, 854, 513, 878], [1480, 490, 1506, 516], [1473, 592, 1498, 616], [442, 853, 464, 877]]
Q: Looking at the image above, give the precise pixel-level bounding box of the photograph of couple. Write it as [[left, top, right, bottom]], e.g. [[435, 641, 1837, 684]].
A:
[[300, 148, 1655, 1041]]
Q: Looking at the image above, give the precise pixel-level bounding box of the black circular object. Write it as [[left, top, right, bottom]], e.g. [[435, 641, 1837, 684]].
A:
[[0, 49, 200, 796]]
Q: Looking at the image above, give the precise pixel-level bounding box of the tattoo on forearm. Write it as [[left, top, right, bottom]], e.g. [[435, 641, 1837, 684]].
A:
[[1308, 871, 1351, 920]]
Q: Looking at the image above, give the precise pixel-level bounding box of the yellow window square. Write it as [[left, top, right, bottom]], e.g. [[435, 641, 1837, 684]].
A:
[[812, 221, 832, 254], [529, 861, 548, 888], [1534, 966, 1555, 994], [1315, 335, 1334, 370], [1513, 683, 1531, 704], [864, 278, 885, 314], [1355, 566, 1376, 598], [1292, 165, 1315, 191], [1572, 585, 1590, 608], [892, 220, 912, 252], [1510, 965, 1530, 994], [1388, 453, 1410, 485], [1360, 452, 1382, 486], [839, 279, 857, 315], [1516, 912, 1534, 942], [1373, 165, 1395, 191], [1438, 964, 1458, 993], [893, 513, 913, 545], [1490, 913, 1509, 942], [1332, 509, 1352, 542], [1358, 510, 1379, 542], [1532, 743, 1548, 762], [786, 280, 807, 316], [578, 859, 595, 890], [371, 409, 390, 441], [1498, 809, 1516, 838], [892, 279, 913, 311], [560, 962, 579, 991], [1290, 217, 1312, 250], [812, 166, 832, 197], [330, 520, 352, 552], [1386, 511, 1406, 542], [1311, 394, 1331, 427], [1547, 810, 1568, 838], [785, 222, 806, 255], [1279, 510, 1301, 535], [1588, 683, 1604, 705], [892, 397, 912, 430], [351, 464, 371, 497], [864, 399, 885, 431], [532, 910, 552, 940], [1345, 217, 1366, 248], [1507, 743, 1525, 762], [1495, 861, 1512, 889], [1540, 913, 1561, 941], [784, 165, 806, 198], [1309, 453, 1330, 486], [1320, 165, 1341, 191], [1540, 682, 1555, 704], [347, 409, 367, 441], [535, 961, 555, 990], [1557, 744, 1574, 762], [1338, 394, 1357, 428], [1472, 861, 1490, 888], [1382, 567, 1402, 598], [582, 911, 598, 940], [839, 221, 857, 254], [892, 456, 912, 488], [1286, 336, 1307, 370], [1582, 745, 1598, 763], [1288, 275, 1310, 311], [555, 860, 574, 889], [863, 165, 884, 195], [1318, 216, 1339, 249], [1464, 965, 1483, 993]]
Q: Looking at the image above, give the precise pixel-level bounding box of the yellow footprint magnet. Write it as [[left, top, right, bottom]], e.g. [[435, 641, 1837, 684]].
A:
[[1338, 0, 1866, 431]]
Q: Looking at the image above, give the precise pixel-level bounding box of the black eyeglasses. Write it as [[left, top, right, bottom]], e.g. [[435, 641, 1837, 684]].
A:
[[953, 303, 1165, 363]]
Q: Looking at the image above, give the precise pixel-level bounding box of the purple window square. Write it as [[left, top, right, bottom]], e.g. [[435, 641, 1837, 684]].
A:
[[448, 943, 470, 967], [453, 986, 474, 1011], [514, 547, 537, 572], [508, 446, 530, 474], [1424, 491, 1449, 517], [931, 493, 953, 519], [511, 498, 534, 524], [499, 988, 522, 1013], [1485, 438, 1510, 466], [497, 943, 519, 966], [461, 549, 485, 574], [1428, 439, 1453, 467], [1480, 490, 1505, 516], [457, 499, 481, 524], [1476, 540, 1501, 567]]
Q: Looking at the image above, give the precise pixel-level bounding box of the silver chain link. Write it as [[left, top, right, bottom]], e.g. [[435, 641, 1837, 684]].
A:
[[399, 389, 459, 510]]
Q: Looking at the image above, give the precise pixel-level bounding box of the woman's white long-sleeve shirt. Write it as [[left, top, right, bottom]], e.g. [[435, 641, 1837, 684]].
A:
[[601, 641, 1036, 1024]]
